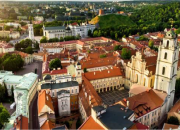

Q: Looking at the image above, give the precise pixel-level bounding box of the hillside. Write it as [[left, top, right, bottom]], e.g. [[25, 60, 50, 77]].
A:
[[90, 14, 136, 29]]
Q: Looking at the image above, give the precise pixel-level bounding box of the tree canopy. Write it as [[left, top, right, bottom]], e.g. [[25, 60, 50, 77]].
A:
[[0, 53, 24, 72], [148, 40, 154, 49], [0, 103, 10, 129], [49, 58, 62, 70], [114, 45, 122, 51], [15, 39, 39, 54], [167, 116, 179, 125], [121, 48, 131, 59]]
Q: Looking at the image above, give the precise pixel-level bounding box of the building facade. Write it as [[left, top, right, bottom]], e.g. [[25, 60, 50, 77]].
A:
[[125, 52, 156, 89], [43, 26, 72, 40]]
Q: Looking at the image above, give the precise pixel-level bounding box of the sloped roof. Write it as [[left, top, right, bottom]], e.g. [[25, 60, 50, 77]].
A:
[[118, 89, 164, 118], [41, 120, 55, 130], [38, 90, 54, 115], [44, 26, 66, 30], [84, 67, 123, 80]]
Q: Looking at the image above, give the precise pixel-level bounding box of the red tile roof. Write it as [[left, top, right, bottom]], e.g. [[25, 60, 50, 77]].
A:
[[84, 67, 123, 80], [79, 116, 104, 130], [38, 90, 54, 115], [14, 115, 28, 130], [50, 69, 67, 75]]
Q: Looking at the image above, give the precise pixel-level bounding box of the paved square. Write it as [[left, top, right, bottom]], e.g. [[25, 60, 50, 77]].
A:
[[98, 89, 129, 105]]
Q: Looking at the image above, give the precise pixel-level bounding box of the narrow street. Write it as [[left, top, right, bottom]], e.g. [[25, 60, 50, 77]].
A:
[[29, 92, 39, 129]]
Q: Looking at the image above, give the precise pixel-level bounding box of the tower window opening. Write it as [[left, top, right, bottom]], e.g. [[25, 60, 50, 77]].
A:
[[162, 67, 165, 75], [164, 53, 167, 59], [166, 41, 169, 48]]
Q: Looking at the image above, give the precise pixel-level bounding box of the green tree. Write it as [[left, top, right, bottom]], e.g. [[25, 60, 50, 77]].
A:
[[0, 84, 5, 102], [25, 46, 33, 54], [115, 33, 118, 40], [60, 37, 64, 42], [0, 103, 10, 128], [76, 118, 82, 129], [93, 30, 98, 37], [167, 116, 179, 125], [148, 40, 154, 49], [100, 54, 107, 58], [121, 48, 131, 59], [40, 36, 48, 43], [49, 58, 62, 70], [83, 68, 88, 73], [48, 38, 59, 43], [114, 45, 122, 51], [175, 78, 180, 94]]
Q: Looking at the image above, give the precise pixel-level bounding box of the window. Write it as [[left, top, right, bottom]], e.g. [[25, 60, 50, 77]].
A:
[[145, 116, 146, 121], [164, 52, 167, 59], [76, 89, 77, 93], [72, 89, 73, 93], [155, 111, 156, 115], [152, 112, 154, 116], [167, 41, 169, 48], [148, 114, 149, 119], [174, 53, 176, 60], [72, 102, 73, 105], [173, 67, 175, 75], [162, 67, 165, 75]]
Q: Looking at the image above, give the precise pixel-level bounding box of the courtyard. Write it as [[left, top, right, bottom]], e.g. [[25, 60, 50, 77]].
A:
[[15, 61, 42, 79], [98, 88, 129, 106]]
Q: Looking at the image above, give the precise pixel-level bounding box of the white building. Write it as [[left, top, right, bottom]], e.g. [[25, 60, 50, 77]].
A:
[[0, 41, 14, 53], [34, 16, 44, 22], [69, 23, 95, 38], [6, 22, 21, 28], [43, 26, 72, 40], [57, 90, 71, 117], [28, 24, 34, 40]]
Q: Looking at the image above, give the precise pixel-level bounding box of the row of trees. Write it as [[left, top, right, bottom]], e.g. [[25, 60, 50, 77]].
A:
[[40, 35, 81, 43], [15, 39, 39, 54]]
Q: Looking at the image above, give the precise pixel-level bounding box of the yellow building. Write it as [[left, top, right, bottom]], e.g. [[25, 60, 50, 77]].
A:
[[125, 52, 157, 89]]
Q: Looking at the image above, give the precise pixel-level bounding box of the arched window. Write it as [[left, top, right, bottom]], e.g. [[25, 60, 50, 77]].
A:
[[164, 53, 167, 59], [162, 67, 165, 75], [173, 67, 175, 75], [167, 41, 169, 48]]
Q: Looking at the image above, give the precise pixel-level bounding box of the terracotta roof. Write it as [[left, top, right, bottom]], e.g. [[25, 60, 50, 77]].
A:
[[80, 56, 117, 69], [144, 56, 157, 66], [41, 120, 55, 130], [14, 51, 29, 58], [169, 99, 180, 113], [163, 123, 179, 129], [14, 115, 28, 130], [79, 116, 104, 130], [50, 69, 67, 75], [133, 121, 149, 129], [38, 90, 54, 115], [78, 76, 102, 117], [84, 67, 123, 80], [117, 89, 164, 118]]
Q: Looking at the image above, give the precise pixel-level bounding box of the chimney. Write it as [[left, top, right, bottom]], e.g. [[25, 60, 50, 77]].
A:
[[108, 71, 110, 73], [89, 95, 91, 105], [94, 72, 96, 75], [58, 68, 61, 70], [46, 96, 49, 101]]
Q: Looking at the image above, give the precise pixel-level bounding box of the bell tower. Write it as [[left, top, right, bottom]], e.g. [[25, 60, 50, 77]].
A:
[[154, 29, 179, 110], [28, 24, 34, 40]]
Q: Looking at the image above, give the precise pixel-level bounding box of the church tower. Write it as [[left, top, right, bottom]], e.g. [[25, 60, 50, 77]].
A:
[[154, 29, 179, 110], [75, 62, 82, 84], [28, 24, 34, 40]]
